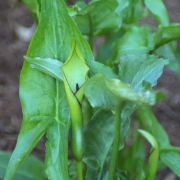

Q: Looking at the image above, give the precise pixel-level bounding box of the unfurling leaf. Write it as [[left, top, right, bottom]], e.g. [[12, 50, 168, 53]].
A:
[[138, 130, 159, 180]]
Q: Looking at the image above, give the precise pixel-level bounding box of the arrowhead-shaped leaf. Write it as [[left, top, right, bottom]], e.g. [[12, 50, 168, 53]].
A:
[[5, 0, 93, 179]]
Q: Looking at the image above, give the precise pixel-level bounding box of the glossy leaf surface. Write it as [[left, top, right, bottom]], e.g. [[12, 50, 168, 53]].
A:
[[83, 110, 114, 180], [84, 74, 155, 109], [5, 0, 92, 179]]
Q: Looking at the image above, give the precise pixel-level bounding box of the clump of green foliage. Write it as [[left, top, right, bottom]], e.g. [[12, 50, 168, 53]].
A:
[[2, 0, 180, 179]]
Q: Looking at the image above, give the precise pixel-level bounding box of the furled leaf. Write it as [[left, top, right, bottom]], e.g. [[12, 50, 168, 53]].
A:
[[0, 151, 45, 180], [160, 147, 180, 177], [138, 130, 159, 180], [144, 0, 169, 26], [83, 110, 114, 180], [62, 44, 89, 93], [154, 24, 180, 49]]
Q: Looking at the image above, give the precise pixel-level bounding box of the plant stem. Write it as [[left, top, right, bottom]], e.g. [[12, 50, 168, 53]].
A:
[[108, 105, 121, 180], [77, 161, 83, 180]]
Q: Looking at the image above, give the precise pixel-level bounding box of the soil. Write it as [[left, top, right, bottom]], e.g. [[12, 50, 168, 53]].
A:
[[0, 0, 180, 179]]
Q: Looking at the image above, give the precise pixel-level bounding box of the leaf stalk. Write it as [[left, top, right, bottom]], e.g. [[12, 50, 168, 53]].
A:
[[108, 104, 122, 180]]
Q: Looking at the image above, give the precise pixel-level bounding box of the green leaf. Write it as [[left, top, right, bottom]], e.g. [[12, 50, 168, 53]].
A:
[[155, 45, 180, 75], [74, 0, 128, 35], [110, 26, 167, 147], [112, 26, 150, 54], [118, 131, 146, 180], [45, 82, 70, 179], [87, 0, 123, 35], [84, 74, 155, 109], [45, 122, 69, 180], [112, 26, 168, 91], [88, 60, 118, 79], [5, 0, 93, 179], [138, 130, 158, 149], [144, 0, 169, 26], [136, 105, 170, 148], [96, 33, 120, 64], [83, 110, 115, 180], [137, 106, 180, 177], [111, 27, 150, 83], [0, 151, 45, 180], [25, 56, 63, 80], [4, 116, 51, 180], [84, 73, 154, 145], [154, 24, 180, 49], [130, 56, 168, 91], [138, 130, 159, 180], [160, 147, 180, 177], [124, 0, 145, 23], [25, 1, 93, 64], [70, 2, 90, 36], [84, 74, 154, 146]]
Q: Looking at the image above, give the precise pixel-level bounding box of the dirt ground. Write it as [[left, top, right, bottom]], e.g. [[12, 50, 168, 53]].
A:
[[0, 0, 180, 179]]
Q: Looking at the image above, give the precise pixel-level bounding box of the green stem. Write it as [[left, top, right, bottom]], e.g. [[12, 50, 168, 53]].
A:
[[108, 105, 121, 180], [77, 161, 83, 180], [63, 79, 84, 180], [82, 99, 92, 124]]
